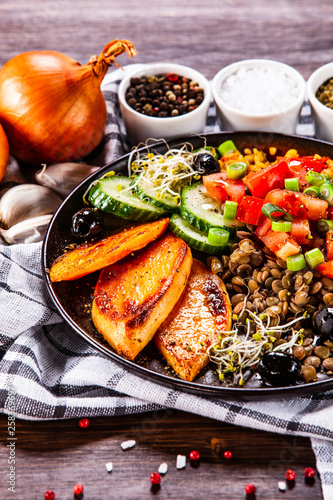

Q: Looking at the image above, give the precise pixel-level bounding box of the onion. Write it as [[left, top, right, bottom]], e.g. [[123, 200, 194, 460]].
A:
[[0, 123, 9, 181], [0, 40, 137, 166]]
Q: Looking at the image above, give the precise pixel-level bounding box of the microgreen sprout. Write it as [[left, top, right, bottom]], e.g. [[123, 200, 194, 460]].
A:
[[125, 143, 205, 201], [208, 310, 308, 385]]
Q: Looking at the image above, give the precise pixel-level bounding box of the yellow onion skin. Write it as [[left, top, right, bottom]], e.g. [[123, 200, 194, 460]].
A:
[[0, 41, 137, 166], [0, 123, 9, 181]]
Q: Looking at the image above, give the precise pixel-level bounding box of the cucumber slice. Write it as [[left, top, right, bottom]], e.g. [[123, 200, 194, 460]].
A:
[[169, 214, 231, 255], [88, 176, 166, 221], [132, 176, 180, 212], [180, 182, 236, 238]]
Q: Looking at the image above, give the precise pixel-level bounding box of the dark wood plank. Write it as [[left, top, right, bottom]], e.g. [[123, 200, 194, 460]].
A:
[[0, 411, 321, 499], [1, 0, 332, 79]]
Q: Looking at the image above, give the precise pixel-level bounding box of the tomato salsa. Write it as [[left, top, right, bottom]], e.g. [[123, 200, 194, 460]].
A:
[[203, 143, 333, 277]]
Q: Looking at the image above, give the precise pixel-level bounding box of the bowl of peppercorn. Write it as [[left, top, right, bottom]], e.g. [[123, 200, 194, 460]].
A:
[[118, 62, 211, 146], [307, 62, 333, 143]]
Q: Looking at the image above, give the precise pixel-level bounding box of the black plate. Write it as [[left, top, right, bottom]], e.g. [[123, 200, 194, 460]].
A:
[[42, 131, 333, 400]]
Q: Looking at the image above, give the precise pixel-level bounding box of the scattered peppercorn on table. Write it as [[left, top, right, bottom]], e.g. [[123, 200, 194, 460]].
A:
[[1, 0, 333, 499]]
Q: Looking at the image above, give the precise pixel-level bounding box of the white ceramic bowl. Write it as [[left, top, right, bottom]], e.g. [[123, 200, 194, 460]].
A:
[[307, 62, 333, 143], [211, 59, 306, 134], [118, 63, 211, 146]]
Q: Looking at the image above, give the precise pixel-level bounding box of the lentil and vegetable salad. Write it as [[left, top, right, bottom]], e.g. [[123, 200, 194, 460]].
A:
[[83, 139, 333, 388]]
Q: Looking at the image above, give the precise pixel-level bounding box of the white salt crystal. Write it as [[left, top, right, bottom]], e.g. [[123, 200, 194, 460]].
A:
[[158, 463, 168, 475], [105, 462, 113, 472], [176, 454, 186, 469], [121, 439, 136, 450], [278, 481, 287, 491], [219, 66, 299, 115]]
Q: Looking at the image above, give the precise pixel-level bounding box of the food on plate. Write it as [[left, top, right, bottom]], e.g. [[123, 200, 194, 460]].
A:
[[125, 73, 204, 117], [0, 123, 9, 182], [71, 208, 105, 241], [92, 232, 192, 360], [49, 137, 333, 387], [49, 218, 169, 282], [0, 40, 137, 165], [154, 259, 232, 381]]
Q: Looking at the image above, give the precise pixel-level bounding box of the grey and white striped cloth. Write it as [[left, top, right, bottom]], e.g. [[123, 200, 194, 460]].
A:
[[1, 65, 333, 499]]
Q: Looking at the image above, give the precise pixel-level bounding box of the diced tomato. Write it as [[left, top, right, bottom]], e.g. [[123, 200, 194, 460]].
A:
[[326, 230, 333, 261], [202, 172, 246, 203], [254, 213, 272, 238], [317, 260, 333, 278], [243, 160, 293, 198], [277, 156, 328, 191], [293, 156, 329, 170], [260, 230, 301, 259], [328, 207, 333, 220], [264, 189, 328, 220], [235, 196, 265, 226], [290, 218, 311, 245]]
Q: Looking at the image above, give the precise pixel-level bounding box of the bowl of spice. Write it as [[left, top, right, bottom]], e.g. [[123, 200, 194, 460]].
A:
[[211, 59, 306, 134], [307, 62, 333, 143], [118, 62, 211, 145]]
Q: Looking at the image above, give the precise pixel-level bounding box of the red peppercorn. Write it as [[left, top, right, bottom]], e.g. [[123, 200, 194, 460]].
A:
[[245, 483, 256, 495], [189, 450, 200, 461], [166, 73, 179, 82], [73, 484, 84, 495], [286, 469, 296, 481], [44, 491, 55, 500], [78, 418, 89, 429], [224, 450, 232, 459], [150, 472, 161, 485], [304, 467, 316, 478]]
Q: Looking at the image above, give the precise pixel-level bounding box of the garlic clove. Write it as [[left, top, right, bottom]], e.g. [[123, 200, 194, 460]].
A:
[[0, 184, 62, 229], [35, 163, 100, 198], [0, 214, 53, 244]]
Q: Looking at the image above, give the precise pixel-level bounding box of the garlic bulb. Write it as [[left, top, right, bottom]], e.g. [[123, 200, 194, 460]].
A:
[[0, 184, 62, 229], [0, 214, 53, 244], [35, 163, 100, 197]]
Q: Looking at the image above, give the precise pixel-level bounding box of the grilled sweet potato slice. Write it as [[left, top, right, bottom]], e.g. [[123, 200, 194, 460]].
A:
[[91, 232, 192, 360], [154, 259, 232, 382], [49, 218, 169, 282]]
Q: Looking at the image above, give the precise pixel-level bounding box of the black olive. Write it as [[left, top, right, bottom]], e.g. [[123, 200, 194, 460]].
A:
[[313, 307, 333, 342], [193, 153, 220, 175], [71, 208, 104, 240], [257, 351, 300, 386]]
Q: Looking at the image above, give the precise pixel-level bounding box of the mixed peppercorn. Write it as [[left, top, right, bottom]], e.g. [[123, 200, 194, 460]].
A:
[[125, 73, 205, 117]]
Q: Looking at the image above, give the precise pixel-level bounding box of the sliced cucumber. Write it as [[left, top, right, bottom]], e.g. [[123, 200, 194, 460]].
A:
[[132, 176, 180, 212], [180, 182, 236, 238], [169, 214, 231, 255], [88, 176, 166, 221]]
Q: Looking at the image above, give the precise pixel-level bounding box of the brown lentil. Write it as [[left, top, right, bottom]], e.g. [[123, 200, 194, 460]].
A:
[[313, 346, 331, 359], [323, 358, 333, 371], [292, 345, 306, 360], [300, 365, 317, 382], [303, 356, 322, 368]]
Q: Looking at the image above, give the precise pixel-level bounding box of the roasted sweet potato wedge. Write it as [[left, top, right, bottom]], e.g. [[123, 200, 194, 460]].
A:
[[49, 218, 169, 282], [91, 232, 192, 360], [154, 259, 232, 382]]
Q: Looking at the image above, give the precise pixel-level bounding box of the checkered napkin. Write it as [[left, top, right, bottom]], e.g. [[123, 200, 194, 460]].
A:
[[1, 65, 333, 499]]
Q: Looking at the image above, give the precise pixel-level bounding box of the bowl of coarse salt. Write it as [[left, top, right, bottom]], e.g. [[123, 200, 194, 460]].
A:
[[211, 59, 306, 134]]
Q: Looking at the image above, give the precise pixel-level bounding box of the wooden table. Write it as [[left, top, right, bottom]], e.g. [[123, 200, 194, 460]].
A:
[[0, 0, 331, 498]]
